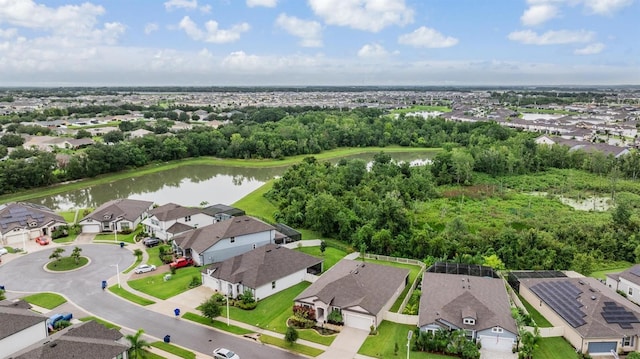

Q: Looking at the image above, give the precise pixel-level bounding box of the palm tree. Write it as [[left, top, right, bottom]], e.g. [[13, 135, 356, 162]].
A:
[[126, 329, 151, 359]]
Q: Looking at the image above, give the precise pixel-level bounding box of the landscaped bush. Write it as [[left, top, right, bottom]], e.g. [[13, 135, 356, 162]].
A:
[[292, 305, 316, 321], [120, 228, 133, 235], [237, 289, 256, 304], [54, 320, 71, 330], [188, 276, 201, 288], [211, 293, 227, 305], [327, 309, 343, 325], [51, 226, 69, 239], [288, 315, 315, 329], [234, 300, 258, 310]]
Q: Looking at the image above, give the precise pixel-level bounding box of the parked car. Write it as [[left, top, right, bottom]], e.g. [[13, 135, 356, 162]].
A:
[[47, 312, 73, 330], [142, 237, 160, 247], [213, 348, 240, 359], [0, 248, 8, 256], [35, 237, 49, 245], [134, 264, 157, 274], [169, 257, 194, 269]]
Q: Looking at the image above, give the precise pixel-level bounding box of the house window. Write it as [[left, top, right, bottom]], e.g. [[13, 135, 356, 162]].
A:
[[623, 336, 633, 347], [463, 318, 475, 325], [629, 287, 633, 296], [272, 281, 276, 289], [491, 327, 504, 333], [230, 237, 235, 243], [121, 223, 130, 230], [185, 215, 191, 222]]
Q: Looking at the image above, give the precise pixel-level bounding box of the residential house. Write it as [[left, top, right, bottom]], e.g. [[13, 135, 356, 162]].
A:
[[128, 128, 153, 139], [201, 203, 245, 223], [78, 199, 154, 234], [606, 265, 640, 304], [0, 202, 66, 246], [294, 259, 409, 331], [418, 272, 518, 353], [142, 203, 215, 241], [10, 320, 130, 359], [519, 276, 640, 356], [172, 215, 277, 266], [202, 243, 322, 300], [0, 299, 48, 359]]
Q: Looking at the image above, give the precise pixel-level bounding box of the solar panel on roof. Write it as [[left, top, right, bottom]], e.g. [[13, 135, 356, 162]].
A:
[[600, 302, 640, 329], [531, 281, 587, 328]]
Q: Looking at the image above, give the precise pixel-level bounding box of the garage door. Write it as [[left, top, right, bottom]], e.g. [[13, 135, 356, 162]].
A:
[[82, 224, 101, 233], [588, 342, 617, 355], [344, 312, 373, 331], [4, 232, 25, 245], [478, 335, 514, 352]]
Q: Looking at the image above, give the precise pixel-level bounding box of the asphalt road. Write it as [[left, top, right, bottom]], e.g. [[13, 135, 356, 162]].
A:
[[0, 244, 302, 359]]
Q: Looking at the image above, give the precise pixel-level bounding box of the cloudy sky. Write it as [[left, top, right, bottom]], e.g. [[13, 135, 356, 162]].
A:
[[0, 0, 638, 86]]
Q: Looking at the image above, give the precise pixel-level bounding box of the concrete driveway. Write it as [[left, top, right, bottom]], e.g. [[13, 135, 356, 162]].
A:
[[318, 326, 370, 359], [0, 244, 303, 359], [480, 348, 518, 359]]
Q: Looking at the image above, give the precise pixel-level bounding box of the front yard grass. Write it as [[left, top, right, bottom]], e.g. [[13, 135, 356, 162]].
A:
[[94, 231, 137, 244], [518, 293, 553, 327], [22, 292, 67, 309], [295, 246, 346, 272], [57, 210, 77, 224], [359, 321, 451, 359], [182, 312, 254, 335], [108, 285, 155, 306], [259, 334, 323, 357], [127, 266, 201, 300], [150, 342, 195, 359], [533, 337, 578, 359], [145, 244, 171, 267]]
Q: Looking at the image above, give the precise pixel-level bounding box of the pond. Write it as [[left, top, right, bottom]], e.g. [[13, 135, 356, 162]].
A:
[[30, 152, 435, 211]]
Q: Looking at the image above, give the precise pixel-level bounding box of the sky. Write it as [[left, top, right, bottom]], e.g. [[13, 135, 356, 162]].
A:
[[0, 0, 638, 86]]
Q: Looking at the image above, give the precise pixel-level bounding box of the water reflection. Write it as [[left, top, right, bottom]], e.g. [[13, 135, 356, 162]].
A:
[[30, 152, 434, 210]]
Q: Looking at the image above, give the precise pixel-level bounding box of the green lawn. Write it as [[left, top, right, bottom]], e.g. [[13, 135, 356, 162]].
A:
[[127, 267, 201, 299], [46, 256, 89, 271], [123, 255, 143, 274], [518, 294, 553, 327], [78, 316, 121, 330], [22, 292, 67, 309], [295, 246, 347, 272], [259, 334, 324, 357], [94, 230, 139, 244], [533, 337, 578, 359], [58, 210, 77, 224], [359, 321, 451, 359], [108, 285, 156, 306], [233, 180, 277, 223], [182, 312, 254, 335], [150, 342, 195, 359], [53, 234, 79, 243], [590, 261, 633, 280], [146, 245, 172, 267]]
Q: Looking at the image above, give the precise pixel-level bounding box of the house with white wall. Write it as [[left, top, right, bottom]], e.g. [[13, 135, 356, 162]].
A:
[[0, 299, 49, 359], [606, 265, 640, 304], [202, 243, 322, 300], [78, 199, 153, 234], [0, 202, 66, 246], [142, 203, 215, 241]]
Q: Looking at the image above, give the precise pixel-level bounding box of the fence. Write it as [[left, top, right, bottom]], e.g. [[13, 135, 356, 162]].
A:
[[383, 312, 419, 325], [364, 253, 424, 267], [523, 326, 564, 338], [283, 239, 321, 249]]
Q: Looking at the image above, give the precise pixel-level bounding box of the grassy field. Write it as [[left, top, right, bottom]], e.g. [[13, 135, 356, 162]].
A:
[[58, 210, 77, 223], [359, 321, 451, 359], [533, 337, 578, 359], [108, 285, 156, 306], [46, 256, 89, 271], [590, 261, 633, 280], [149, 342, 196, 359], [22, 292, 67, 309], [259, 334, 324, 357], [127, 266, 201, 299], [232, 180, 277, 222], [146, 244, 172, 267], [295, 246, 347, 272]]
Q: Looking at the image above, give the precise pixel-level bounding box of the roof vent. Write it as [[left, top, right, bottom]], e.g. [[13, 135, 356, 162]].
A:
[[591, 296, 596, 300], [49, 343, 57, 348], [579, 280, 585, 285]]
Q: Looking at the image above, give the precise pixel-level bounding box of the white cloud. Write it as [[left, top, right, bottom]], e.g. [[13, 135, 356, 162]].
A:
[[582, 0, 634, 15], [0, 28, 18, 38], [508, 29, 594, 45], [358, 43, 389, 58], [308, 0, 413, 32], [246, 0, 278, 7], [164, 0, 197, 11], [275, 14, 322, 47], [178, 16, 250, 43], [398, 26, 458, 48], [521, 4, 559, 25], [0, 0, 105, 33], [144, 23, 159, 35], [574, 42, 605, 55]]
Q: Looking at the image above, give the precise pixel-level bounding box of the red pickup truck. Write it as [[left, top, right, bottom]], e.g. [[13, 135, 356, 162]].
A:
[[169, 257, 194, 269]]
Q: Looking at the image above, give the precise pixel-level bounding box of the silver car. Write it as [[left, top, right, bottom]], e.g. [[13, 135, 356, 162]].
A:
[[213, 348, 239, 359], [0, 248, 8, 256], [134, 264, 157, 274]]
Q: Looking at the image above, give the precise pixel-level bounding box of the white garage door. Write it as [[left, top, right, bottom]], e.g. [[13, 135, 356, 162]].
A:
[[344, 312, 373, 331], [82, 224, 101, 233], [588, 342, 617, 355], [479, 335, 514, 352], [4, 232, 25, 245]]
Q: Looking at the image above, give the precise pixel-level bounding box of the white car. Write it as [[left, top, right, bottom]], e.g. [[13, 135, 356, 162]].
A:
[[0, 248, 8, 256], [213, 348, 240, 359], [134, 264, 156, 274]]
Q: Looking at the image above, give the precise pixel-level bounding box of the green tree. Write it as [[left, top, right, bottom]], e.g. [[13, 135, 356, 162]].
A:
[[49, 247, 65, 262], [200, 295, 222, 322], [71, 246, 82, 264], [285, 326, 299, 345], [320, 240, 327, 256], [571, 252, 595, 276], [482, 254, 506, 271], [103, 130, 124, 143], [133, 248, 143, 259], [75, 129, 91, 139], [126, 328, 151, 359]]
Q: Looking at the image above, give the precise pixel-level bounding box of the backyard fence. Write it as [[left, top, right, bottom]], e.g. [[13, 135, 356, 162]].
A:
[[383, 312, 418, 325]]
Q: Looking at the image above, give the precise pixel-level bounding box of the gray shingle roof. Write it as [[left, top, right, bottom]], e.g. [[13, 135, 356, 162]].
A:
[[173, 216, 275, 253], [150, 203, 206, 222], [0, 202, 66, 235], [418, 272, 517, 334], [0, 303, 47, 340], [613, 264, 640, 286], [204, 243, 322, 289], [295, 259, 409, 315], [81, 198, 153, 222]]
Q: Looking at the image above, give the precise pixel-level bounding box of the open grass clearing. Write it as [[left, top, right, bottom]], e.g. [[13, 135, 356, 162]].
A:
[[22, 292, 67, 309], [533, 337, 578, 359], [58, 210, 77, 224], [182, 312, 254, 335], [259, 334, 323, 357], [232, 180, 277, 223], [150, 342, 196, 359], [590, 261, 633, 280], [127, 266, 201, 300], [359, 321, 451, 358], [108, 285, 155, 306], [295, 246, 346, 272], [78, 316, 121, 330]]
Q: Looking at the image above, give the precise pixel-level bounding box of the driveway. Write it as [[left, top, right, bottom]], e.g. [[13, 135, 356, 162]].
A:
[[0, 244, 303, 359], [318, 326, 370, 359], [480, 348, 518, 359]]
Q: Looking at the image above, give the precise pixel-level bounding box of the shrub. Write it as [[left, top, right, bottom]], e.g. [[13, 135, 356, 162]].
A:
[[234, 300, 257, 310], [120, 228, 133, 235], [211, 293, 227, 305], [54, 320, 71, 330], [51, 225, 69, 239], [161, 255, 173, 264], [327, 309, 343, 325], [188, 275, 201, 288], [285, 326, 299, 345], [293, 305, 316, 321], [288, 315, 315, 329], [237, 289, 255, 305]]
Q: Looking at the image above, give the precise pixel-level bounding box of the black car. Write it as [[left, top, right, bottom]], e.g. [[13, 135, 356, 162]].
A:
[[142, 237, 161, 247]]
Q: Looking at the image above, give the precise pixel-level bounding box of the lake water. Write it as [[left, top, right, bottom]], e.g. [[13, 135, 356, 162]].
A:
[[30, 152, 435, 210]]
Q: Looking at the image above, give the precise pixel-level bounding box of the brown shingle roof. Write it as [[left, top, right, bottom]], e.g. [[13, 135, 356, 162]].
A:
[[0, 304, 47, 340], [82, 198, 153, 222], [295, 259, 409, 315], [204, 243, 322, 289], [173, 216, 275, 253], [418, 272, 517, 334]]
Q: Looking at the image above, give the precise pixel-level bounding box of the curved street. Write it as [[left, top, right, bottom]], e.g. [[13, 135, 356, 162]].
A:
[[0, 243, 302, 359]]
